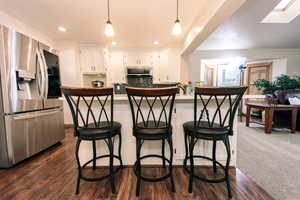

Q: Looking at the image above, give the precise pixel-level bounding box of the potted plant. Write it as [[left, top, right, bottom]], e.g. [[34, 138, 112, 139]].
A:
[[254, 75, 300, 94], [254, 75, 300, 104]]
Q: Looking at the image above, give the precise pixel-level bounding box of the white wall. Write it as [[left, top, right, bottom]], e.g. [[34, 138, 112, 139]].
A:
[[187, 49, 300, 82], [0, 11, 57, 48]]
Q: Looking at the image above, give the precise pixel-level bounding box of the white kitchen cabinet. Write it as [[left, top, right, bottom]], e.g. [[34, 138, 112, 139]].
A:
[[152, 54, 160, 83], [124, 53, 154, 67], [106, 52, 126, 85], [153, 49, 180, 83], [79, 47, 105, 73], [158, 50, 169, 82], [174, 101, 236, 165]]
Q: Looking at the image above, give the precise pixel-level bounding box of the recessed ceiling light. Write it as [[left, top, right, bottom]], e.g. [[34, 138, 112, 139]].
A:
[[153, 41, 159, 45], [57, 26, 67, 32], [112, 41, 117, 46]]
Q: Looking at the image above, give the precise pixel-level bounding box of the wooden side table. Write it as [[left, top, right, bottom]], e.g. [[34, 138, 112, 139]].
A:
[[246, 103, 299, 134]]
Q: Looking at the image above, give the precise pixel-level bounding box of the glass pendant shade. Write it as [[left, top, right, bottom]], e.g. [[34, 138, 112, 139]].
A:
[[172, 19, 182, 35], [105, 20, 114, 37]]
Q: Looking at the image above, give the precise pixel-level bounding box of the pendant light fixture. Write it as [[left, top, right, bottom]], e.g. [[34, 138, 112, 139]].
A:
[[105, 0, 114, 37], [172, 0, 182, 35]]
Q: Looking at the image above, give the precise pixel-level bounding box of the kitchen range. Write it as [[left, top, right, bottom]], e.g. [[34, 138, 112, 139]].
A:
[[0, 25, 64, 168]]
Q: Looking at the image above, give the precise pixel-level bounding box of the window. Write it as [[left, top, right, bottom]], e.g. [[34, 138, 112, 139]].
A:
[[274, 0, 296, 11]]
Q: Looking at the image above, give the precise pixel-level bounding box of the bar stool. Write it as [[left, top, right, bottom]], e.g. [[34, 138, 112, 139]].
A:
[[126, 87, 178, 196], [61, 87, 123, 194], [183, 86, 247, 198]]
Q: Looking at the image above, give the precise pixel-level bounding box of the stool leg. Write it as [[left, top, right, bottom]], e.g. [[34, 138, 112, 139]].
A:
[[92, 140, 96, 170], [108, 137, 116, 194], [75, 139, 82, 195], [162, 139, 166, 168], [118, 131, 123, 168], [212, 139, 217, 173], [167, 137, 176, 192], [183, 132, 189, 167], [224, 136, 232, 199], [136, 138, 142, 197], [188, 136, 195, 193]]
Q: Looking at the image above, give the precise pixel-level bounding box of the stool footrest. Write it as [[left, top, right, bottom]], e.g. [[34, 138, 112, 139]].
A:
[[80, 154, 123, 182], [183, 155, 227, 183], [134, 154, 172, 182]]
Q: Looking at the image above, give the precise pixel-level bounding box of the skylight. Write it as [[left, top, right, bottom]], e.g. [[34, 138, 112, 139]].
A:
[[262, 0, 300, 23], [274, 0, 295, 11]]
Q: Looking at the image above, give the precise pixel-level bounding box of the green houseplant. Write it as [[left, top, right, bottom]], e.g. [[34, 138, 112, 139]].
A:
[[254, 75, 300, 94]]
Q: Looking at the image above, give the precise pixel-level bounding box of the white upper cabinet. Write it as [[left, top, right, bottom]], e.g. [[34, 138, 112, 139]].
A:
[[124, 53, 154, 67], [158, 50, 169, 82], [152, 53, 160, 83], [106, 52, 126, 85], [139, 54, 154, 66], [79, 47, 105, 73], [153, 49, 180, 83]]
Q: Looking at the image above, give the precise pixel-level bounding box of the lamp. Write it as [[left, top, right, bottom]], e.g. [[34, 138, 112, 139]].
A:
[[105, 0, 114, 37], [172, 0, 182, 35]]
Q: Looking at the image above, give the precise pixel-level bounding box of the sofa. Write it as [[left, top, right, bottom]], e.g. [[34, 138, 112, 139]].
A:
[[273, 89, 300, 131]]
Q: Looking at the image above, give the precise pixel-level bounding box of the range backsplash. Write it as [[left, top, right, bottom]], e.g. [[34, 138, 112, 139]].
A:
[[114, 82, 178, 94]]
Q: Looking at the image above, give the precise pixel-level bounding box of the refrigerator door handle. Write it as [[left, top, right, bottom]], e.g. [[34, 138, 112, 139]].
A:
[[36, 49, 45, 98], [40, 49, 48, 99], [12, 108, 62, 120]]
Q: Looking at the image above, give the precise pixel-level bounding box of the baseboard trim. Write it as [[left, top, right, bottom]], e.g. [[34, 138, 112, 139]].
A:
[[85, 165, 235, 169], [64, 124, 73, 128]]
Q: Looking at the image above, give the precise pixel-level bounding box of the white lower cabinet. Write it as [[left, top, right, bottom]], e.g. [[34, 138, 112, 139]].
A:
[[75, 98, 237, 166], [174, 101, 236, 166]]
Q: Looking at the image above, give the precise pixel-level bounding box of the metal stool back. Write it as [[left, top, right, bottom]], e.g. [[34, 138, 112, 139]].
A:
[[126, 87, 177, 136], [126, 86, 177, 196], [63, 87, 114, 133], [184, 86, 247, 198], [193, 86, 247, 135], [62, 86, 122, 194]]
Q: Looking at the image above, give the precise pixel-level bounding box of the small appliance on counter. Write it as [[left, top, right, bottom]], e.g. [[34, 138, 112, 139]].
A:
[[91, 80, 104, 88], [114, 83, 128, 94]]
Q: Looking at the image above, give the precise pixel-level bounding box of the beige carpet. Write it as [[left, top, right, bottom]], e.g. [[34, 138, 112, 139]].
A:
[[237, 122, 300, 200]]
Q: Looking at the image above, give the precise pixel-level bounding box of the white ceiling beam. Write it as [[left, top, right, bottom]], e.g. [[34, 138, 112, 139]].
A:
[[181, 0, 247, 56]]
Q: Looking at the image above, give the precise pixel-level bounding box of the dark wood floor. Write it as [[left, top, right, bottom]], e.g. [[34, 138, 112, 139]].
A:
[[0, 128, 274, 200]]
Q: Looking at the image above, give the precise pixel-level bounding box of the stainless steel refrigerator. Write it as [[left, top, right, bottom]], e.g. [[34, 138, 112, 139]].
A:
[[0, 25, 64, 168]]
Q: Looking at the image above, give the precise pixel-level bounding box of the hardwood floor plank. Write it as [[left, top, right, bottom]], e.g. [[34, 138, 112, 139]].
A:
[[0, 128, 274, 200]]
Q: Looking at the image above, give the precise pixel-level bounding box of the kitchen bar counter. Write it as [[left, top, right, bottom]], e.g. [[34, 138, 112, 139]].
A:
[[113, 94, 195, 101], [63, 94, 238, 167]]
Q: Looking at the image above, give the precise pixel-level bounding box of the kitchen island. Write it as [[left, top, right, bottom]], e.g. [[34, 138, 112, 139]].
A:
[[63, 94, 238, 167]]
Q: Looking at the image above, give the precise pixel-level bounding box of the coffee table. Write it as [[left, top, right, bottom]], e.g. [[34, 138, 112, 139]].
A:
[[246, 102, 299, 134]]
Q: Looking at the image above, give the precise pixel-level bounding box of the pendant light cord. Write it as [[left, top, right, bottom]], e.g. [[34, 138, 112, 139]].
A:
[[107, 0, 110, 21], [176, 0, 179, 20]]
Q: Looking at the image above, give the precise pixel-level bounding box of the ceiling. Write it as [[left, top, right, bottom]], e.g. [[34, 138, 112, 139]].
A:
[[0, 0, 207, 47], [198, 0, 300, 50]]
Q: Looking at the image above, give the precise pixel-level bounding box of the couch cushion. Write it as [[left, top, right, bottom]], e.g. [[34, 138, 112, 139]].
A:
[[274, 89, 300, 104]]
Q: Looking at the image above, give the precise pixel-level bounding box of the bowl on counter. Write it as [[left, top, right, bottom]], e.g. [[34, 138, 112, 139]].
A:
[[91, 80, 104, 88]]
